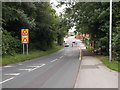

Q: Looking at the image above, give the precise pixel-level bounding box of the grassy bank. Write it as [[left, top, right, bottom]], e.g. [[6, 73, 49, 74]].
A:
[[96, 56, 120, 72], [1, 45, 63, 66]]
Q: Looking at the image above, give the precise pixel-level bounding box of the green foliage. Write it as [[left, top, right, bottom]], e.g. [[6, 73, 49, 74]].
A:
[[113, 31, 120, 61], [0, 27, 2, 56], [2, 2, 67, 56], [112, 2, 120, 61], [101, 58, 119, 72], [96, 56, 119, 72], [2, 29, 21, 55], [2, 3, 35, 33], [62, 2, 120, 59]]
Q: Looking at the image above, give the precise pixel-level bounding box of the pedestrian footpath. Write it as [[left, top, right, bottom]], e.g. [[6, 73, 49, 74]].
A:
[[75, 54, 118, 88]]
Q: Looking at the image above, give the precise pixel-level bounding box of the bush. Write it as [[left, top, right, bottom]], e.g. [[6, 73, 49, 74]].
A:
[[112, 30, 120, 61], [2, 29, 22, 55]]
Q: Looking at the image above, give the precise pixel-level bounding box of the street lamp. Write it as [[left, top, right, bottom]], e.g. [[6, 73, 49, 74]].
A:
[[109, 0, 112, 62]]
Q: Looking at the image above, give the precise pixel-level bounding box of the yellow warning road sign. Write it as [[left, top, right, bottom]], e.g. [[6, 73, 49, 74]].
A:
[[21, 29, 29, 44]]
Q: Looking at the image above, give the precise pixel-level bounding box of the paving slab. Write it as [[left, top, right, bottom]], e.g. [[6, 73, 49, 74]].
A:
[[75, 56, 118, 88]]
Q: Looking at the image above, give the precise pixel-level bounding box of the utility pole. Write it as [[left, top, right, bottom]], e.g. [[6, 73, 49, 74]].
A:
[[109, 0, 112, 62]]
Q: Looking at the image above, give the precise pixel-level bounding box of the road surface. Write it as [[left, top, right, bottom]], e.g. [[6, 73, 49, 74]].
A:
[[1, 36, 81, 88]]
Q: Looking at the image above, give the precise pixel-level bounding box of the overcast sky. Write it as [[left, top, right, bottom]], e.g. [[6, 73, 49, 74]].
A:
[[50, 0, 76, 32], [50, 0, 66, 16]]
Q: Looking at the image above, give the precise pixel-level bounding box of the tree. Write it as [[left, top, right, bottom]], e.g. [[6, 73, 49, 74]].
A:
[[2, 2, 68, 55], [61, 2, 120, 59]]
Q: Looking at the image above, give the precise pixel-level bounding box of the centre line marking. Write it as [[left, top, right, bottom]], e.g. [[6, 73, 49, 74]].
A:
[[50, 59, 58, 62], [0, 77, 14, 84], [5, 73, 20, 76]]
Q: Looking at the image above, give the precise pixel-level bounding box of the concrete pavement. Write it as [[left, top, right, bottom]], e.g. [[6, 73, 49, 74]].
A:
[[75, 55, 118, 88]]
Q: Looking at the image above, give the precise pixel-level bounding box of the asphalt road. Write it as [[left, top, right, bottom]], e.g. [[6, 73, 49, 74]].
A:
[[1, 36, 80, 88]]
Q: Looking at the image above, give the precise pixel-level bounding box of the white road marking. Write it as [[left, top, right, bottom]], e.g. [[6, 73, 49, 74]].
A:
[[59, 56, 63, 59], [3, 66, 14, 68], [50, 59, 58, 62], [19, 69, 33, 72], [19, 64, 46, 72], [5, 73, 20, 76], [28, 64, 46, 72], [0, 77, 14, 84], [18, 63, 23, 65], [27, 66, 40, 68]]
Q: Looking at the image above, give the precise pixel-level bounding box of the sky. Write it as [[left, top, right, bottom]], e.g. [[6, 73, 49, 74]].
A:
[[50, 0, 76, 32], [50, 0, 66, 16]]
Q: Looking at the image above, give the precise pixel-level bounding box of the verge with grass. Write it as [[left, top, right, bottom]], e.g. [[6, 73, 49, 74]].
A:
[[96, 56, 120, 72], [1, 45, 63, 66]]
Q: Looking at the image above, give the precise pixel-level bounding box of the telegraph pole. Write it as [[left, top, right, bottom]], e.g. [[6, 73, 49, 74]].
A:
[[109, 0, 112, 62]]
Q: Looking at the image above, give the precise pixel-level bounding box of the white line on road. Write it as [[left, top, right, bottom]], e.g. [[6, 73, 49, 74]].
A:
[[50, 59, 58, 62], [27, 66, 40, 68], [0, 77, 14, 84], [5, 73, 20, 76], [19, 69, 33, 72], [19, 64, 46, 72], [3, 66, 14, 68], [59, 56, 63, 59], [28, 64, 46, 72], [18, 63, 23, 65]]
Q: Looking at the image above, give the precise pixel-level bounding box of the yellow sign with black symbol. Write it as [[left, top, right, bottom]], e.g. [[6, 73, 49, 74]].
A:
[[21, 29, 29, 44]]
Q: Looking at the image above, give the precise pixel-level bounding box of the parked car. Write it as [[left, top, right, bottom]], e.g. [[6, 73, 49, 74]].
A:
[[72, 40, 76, 43], [65, 43, 69, 47]]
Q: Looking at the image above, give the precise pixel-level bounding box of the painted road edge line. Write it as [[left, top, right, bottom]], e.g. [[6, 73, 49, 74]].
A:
[[79, 48, 82, 61], [0, 77, 14, 84], [73, 47, 83, 88]]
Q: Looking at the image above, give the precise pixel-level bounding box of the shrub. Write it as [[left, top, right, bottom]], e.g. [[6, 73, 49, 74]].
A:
[[2, 29, 22, 55]]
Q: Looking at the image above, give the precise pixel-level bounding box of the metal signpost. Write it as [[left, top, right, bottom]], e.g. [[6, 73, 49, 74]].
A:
[[21, 29, 29, 55]]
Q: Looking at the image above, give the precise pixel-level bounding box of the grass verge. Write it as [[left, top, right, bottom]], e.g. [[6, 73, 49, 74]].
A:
[[96, 56, 120, 72], [0, 45, 63, 66]]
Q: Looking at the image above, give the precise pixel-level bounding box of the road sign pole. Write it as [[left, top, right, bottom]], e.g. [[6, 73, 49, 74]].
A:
[[109, 0, 112, 62], [23, 44, 25, 55], [27, 44, 28, 55]]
